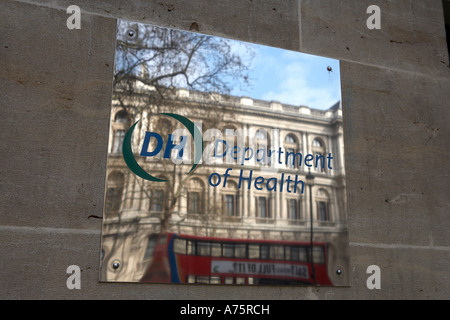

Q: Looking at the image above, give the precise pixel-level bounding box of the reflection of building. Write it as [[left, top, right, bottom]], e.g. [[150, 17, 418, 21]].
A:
[[100, 84, 348, 285]]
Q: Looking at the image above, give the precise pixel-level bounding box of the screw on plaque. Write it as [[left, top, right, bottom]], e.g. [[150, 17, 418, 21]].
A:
[[112, 260, 120, 270], [336, 269, 343, 275], [125, 26, 138, 42]]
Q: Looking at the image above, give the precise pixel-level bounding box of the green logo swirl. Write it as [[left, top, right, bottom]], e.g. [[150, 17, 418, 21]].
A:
[[122, 113, 204, 182]]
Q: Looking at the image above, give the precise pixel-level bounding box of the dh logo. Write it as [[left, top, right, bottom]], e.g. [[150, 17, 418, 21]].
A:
[[122, 113, 204, 182]]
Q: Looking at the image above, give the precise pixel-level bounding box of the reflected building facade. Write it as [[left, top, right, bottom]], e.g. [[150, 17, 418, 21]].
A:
[[100, 82, 348, 286]]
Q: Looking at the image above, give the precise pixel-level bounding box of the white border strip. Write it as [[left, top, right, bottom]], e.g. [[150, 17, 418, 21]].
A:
[[0, 225, 101, 235], [350, 241, 450, 252]]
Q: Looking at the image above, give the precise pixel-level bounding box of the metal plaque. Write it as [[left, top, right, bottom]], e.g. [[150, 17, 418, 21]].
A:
[[99, 19, 349, 286]]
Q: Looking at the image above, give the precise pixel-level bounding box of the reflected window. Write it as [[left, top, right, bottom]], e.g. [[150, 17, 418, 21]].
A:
[[288, 199, 300, 220], [312, 138, 323, 147], [188, 192, 202, 214], [317, 201, 330, 221], [258, 198, 267, 218], [225, 277, 234, 284], [234, 244, 247, 258], [285, 246, 291, 260], [310, 246, 325, 264], [260, 245, 269, 260], [210, 277, 221, 284], [256, 197, 271, 218], [187, 178, 205, 215], [223, 181, 239, 217], [114, 110, 129, 123], [248, 244, 260, 259], [187, 240, 195, 255], [224, 195, 235, 216], [316, 188, 331, 222], [174, 238, 187, 254], [111, 130, 125, 154], [149, 189, 164, 212], [255, 129, 267, 140], [285, 135, 296, 143], [222, 180, 239, 217], [315, 153, 326, 172], [105, 171, 124, 215], [255, 129, 270, 165], [211, 243, 222, 257], [196, 276, 210, 284], [187, 275, 195, 283], [312, 138, 326, 173], [284, 134, 299, 169], [290, 246, 308, 262], [285, 148, 296, 168], [222, 125, 238, 151], [225, 195, 234, 215], [197, 241, 211, 256], [270, 245, 284, 260], [223, 243, 234, 258]]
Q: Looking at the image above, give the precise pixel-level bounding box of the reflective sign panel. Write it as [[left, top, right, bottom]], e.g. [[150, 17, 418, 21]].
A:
[[99, 19, 349, 286]]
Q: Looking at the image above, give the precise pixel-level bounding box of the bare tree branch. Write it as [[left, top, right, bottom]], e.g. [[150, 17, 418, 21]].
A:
[[110, 20, 253, 234]]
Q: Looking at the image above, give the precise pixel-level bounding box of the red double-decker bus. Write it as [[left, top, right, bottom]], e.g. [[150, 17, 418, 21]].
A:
[[140, 232, 332, 286]]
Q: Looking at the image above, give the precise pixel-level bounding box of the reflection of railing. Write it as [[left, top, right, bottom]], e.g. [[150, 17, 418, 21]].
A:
[[222, 216, 243, 223], [185, 213, 213, 222], [117, 210, 338, 231], [149, 211, 164, 219], [255, 218, 274, 224], [316, 221, 336, 227], [287, 219, 306, 226]]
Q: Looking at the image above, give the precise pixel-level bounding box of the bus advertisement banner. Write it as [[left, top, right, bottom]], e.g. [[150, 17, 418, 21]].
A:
[[211, 260, 309, 280]]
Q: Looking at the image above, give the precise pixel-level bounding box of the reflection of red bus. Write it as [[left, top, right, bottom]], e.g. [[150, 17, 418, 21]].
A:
[[140, 233, 332, 286]]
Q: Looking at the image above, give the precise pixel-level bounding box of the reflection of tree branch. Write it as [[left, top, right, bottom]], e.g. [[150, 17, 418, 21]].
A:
[[103, 21, 253, 280], [116, 40, 176, 51], [115, 21, 252, 94]]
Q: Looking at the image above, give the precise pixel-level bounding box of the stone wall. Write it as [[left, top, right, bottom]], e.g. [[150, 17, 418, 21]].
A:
[[1, 0, 449, 299]]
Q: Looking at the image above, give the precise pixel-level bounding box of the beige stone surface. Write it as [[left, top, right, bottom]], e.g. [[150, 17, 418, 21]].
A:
[[1, 0, 449, 299], [10, 0, 301, 51], [1, 226, 448, 299], [300, 0, 450, 76], [341, 61, 450, 247], [1, 1, 116, 230]]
